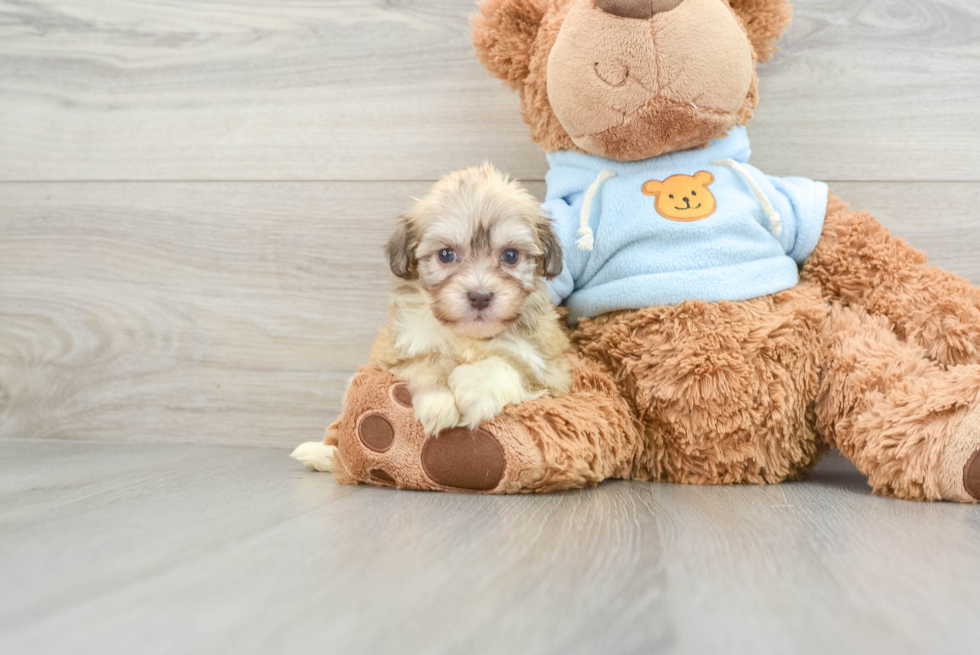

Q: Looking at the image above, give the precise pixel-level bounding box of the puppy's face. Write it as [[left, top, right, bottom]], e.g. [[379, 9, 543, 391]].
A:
[[386, 164, 562, 340]]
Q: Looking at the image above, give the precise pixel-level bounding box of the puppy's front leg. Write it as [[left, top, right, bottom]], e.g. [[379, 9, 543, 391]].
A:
[[449, 357, 534, 429], [396, 358, 461, 436], [413, 389, 461, 436]]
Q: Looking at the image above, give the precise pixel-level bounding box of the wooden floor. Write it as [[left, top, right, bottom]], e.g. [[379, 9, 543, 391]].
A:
[[2, 1, 980, 652], [2, 442, 979, 655]]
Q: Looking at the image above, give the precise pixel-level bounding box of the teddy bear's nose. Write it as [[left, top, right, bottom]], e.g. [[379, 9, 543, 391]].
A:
[[595, 0, 686, 20]]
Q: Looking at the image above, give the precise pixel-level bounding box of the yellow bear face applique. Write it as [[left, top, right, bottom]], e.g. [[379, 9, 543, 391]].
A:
[[641, 171, 717, 222]]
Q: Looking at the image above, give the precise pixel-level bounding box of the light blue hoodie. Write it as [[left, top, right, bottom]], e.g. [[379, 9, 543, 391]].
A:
[[544, 126, 829, 324]]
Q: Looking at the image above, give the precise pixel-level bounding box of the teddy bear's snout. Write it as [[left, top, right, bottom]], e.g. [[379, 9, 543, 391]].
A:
[[594, 60, 629, 87], [595, 0, 686, 20]]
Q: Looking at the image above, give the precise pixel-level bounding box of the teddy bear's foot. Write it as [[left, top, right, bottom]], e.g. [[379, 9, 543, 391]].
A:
[[328, 356, 639, 493], [937, 406, 980, 503], [329, 367, 549, 493]]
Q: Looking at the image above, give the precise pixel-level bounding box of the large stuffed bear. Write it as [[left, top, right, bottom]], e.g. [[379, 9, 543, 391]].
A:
[[320, 0, 980, 502]]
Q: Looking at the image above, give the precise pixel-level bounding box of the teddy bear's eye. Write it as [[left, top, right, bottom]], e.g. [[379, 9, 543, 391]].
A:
[[669, 194, 674, 199], [692, 191, 697, 196]]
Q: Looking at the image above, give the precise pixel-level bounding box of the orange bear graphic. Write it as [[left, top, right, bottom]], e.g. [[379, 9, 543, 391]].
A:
[[641, 171, 717, 222]]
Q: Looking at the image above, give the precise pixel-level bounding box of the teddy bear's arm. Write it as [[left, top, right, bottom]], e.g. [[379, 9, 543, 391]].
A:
[[802, 193, 980, 366]]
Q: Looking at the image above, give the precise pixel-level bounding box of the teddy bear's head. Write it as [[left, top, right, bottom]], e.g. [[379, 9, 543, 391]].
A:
[[472, 0, 792, 161]]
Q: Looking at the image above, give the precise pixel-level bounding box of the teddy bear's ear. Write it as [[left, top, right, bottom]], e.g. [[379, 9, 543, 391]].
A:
[[471, 0, 547, 89], [727, 0, 793, 63], [641, 180, 663, 196], [694, 171, 715, 186]]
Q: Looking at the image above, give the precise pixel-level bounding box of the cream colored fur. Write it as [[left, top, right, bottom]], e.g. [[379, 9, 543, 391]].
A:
[[290, 441, 337, 472], [371, 164, 572, 434], [371, 282, 568, 432]]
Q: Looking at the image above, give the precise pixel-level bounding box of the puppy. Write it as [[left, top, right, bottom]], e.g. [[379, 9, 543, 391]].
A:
[[370, 163, 572, 435]]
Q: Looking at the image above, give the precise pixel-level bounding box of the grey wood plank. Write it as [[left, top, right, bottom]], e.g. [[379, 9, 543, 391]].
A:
[[1, 440, 978, 655], [0, 440, 354, 631], [2, 181, 979, 447], [0, 0, 978, 182], [0, 181, 405, 447], [750, 0, 980, 181], [832, 181, 980, 276]]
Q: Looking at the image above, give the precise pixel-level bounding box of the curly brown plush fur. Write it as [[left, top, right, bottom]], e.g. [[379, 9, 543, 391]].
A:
[[815, 302, 980, 501], [726, 0, 793, 62], [329, 198, 980, 502], [316, 0, 980, 503], [804, 195, 980, 367], [572, 282, 826, 486], [329, 353, 640, 494]]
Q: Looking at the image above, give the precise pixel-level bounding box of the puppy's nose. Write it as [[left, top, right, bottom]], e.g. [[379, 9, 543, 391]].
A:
[[594, 0, 685, 20], [467, 290, 494, 310]]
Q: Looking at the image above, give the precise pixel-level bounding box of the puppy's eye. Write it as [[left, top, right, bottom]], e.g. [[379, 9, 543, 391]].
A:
[[438, 249, 456, 264], [501, 249, 520, 266]]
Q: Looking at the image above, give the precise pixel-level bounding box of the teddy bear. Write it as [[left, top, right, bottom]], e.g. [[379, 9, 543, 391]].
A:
[[315, 0, 980, 502]]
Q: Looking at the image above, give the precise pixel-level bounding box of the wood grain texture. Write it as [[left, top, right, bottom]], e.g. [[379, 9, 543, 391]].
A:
[[1, 181, 978, 447], [1, 0, 978, 182], [1, 441, 978, 655], [3, 3, 979, 651], [0, 181, 402, 446]]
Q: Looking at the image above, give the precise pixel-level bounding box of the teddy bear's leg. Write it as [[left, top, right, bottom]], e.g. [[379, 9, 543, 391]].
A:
[[324, 354, 640, 493], [803, 194, 980, 367], [816, 302, 980, 502], [572, 283, 828, 486]]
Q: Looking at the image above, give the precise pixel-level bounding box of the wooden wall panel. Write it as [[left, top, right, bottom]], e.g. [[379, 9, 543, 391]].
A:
[[1, 0, 978, 182], [2, 181, 977, 446]]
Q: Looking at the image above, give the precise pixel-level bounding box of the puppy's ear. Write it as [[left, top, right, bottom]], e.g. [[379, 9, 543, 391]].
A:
[[537, 217, 563, 280], [385, 216, 417, 279]]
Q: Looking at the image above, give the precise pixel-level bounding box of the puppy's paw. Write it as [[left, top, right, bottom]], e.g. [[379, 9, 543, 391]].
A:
[[454, 390, 500, 429], [413, 389, 461, 435], [449, 358, 526, 429]]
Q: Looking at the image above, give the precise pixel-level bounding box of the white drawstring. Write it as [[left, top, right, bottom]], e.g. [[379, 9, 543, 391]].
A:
[[710, 158, 782, 237], [576, 169, 617, 251]]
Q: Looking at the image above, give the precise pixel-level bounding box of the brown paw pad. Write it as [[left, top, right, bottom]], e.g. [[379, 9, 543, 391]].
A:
[[420, 428, 506, 491], [965, 449, 980, 500], [391, 383, 413, 408], [357, 412, 395, 453]]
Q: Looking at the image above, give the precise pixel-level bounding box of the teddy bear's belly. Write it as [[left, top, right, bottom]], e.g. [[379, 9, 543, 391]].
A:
[[571, 281, 829, 484]]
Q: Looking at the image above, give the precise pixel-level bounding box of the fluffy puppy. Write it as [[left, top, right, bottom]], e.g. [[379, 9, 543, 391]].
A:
[[370, 163, 572, 435]]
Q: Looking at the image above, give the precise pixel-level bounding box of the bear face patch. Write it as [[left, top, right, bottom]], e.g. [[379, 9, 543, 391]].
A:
[[641, 171, 717, 222]]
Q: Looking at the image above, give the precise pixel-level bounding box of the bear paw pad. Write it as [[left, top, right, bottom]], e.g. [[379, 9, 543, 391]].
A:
[[421, 428, 506, 491]]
